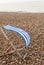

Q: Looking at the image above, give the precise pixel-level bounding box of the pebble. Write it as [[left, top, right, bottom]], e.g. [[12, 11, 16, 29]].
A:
[[2, 60, 6, 64]]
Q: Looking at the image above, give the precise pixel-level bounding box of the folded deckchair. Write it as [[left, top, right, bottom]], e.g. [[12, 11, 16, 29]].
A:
[[3, 25, 30, 48]]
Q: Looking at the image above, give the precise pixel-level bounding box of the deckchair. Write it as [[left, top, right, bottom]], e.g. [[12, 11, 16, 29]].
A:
[[0, 25, 30, 60]]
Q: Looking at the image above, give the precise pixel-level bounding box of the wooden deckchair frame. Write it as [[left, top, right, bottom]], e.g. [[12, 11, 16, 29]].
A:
[[0, 26, 28, 60]]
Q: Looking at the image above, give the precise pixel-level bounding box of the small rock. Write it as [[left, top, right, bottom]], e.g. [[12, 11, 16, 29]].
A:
[[2, 61, 6, 64]]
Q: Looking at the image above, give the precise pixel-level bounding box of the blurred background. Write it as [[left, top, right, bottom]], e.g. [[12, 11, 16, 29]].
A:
[[0, 0, 44, 12]]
